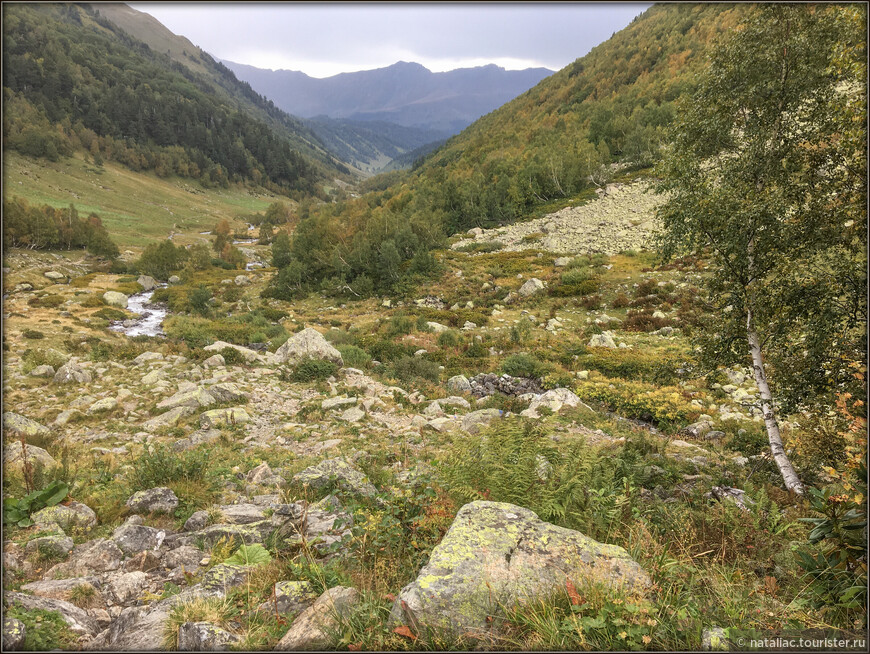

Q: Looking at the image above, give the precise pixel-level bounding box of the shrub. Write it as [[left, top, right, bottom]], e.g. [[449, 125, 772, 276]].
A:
[[188, 287, 212, 316], [510, 318, 534, 344], [549, 277, 601, 297], [389, 356, 440, 383], [385, 312, 414, 337], [134, 240, 189, 280], [22, 329, 45, 339], [260, 307, 288, 322], [623, 309, 673, 332], [220, 347, 247, 366], [364, 338, 415, 363], [576, 349, 680, 384], [79, 294, 105, 308], [21, 348, 67, 373], [337, 344, 371, 369], [127, 444, 212, 488], [501, 353, 547, 379], [575, 379, 699, 430], [28, 294, 64, 308], [437, 330, 460, 348], [456, 240, 504, 253], [290, 359, 338, 382], [93, 307, 127, 322]]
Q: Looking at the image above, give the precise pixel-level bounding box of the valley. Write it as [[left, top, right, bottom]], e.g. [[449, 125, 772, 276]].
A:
[[2, 2, 866, 652]]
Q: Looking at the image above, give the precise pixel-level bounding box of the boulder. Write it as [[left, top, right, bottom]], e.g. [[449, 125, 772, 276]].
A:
[[4, 592, 100, 638], [178, 622, 240, 651], [86, 603, 171, 650], [274, 328, 343, 367], [143, 405, 196, 431], [126, 487, 179, 514], [112, 523, 165, 555], [447, 375, 471, 394], [137, 275, 157, 291], [202, 354, 225, 368], [207, 382, 249, 403], [520, 388, 587, 419], [157, 387, 215, 411], [44, 271, 65, 280], [203, 340, 260, 363], [3, 412, 50, 438], [518, 278, 545, 297], [426, 321, 450, 333], [339, 406, 365, 423], [107, 571, 149, 605], [390, 501, 651, 638], [32, 501, 97, 531], [168, 275, 181, 284], [461, 408, 503, 434], [234, 275, 251, 286], [3, 617, 25, 651], [102, 291, 128, 308], [553, 257, 572, 267], [25, 534, 74, 558], [29, 364, 55, 378], [293, 458, 377, 498], [321, 396, 357, 411], [273, 581, 319, 615], [133, 351, 163, 365], [87, 397, 118, 414], [54, 360, 92, 384], [19, 578, 102, 604], [199, 407, 251, 429], [588, 331, 617, 348], [274, 587, 360, 650]]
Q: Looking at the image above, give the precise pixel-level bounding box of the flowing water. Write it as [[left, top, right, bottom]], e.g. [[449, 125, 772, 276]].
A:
[[109, 285, 168, 337]]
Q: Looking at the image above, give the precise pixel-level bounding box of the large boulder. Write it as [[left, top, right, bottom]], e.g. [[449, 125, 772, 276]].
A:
[[203, 341, 260, 363], [520, 388, 588, 419], [518, 278, 545, 297], [199, 407, 251, 429], [3, 442, 58, 476], [32, 501, 97, 531], [461, 408, 503, 434], [3, 412, 50, 438], [157, 387, 215, 411], [137, 275, 157, 292], [447, 375, 471, 394], [102, 291, 128, 309], [85, 603, 171, 650], [275, 328, 343, 367], [126, 487, 179, 515], [588, 331, 617, 348], [293, 458, 377, 498], [178, 622, 240, 651], [390, 501, 651, 639], [274, 587, 359, 650], [4, 592, 100, 638], [54, 360, 92, 384], [3, 617, 25, 651]]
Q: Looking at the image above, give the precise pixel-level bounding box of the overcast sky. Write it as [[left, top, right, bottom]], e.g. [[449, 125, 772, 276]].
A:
[[130, 3, 651, 78]]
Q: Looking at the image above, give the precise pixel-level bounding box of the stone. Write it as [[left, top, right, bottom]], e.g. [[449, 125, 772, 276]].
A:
[[44, 271, 65, 280], [178, 622, 240, 650], [157, 387, 215, 411], [126, 487, 180, 514], [339, 406, 365, 423], [390, 501, 650, 638], [3, 441, 57, 477], [19, 578, 102, 604], [275, 328, 343, 367], [425, 417, 457, 433], [164, 545, 203, 572], [273, 580, 319, 615], [705, 430, 727, 442], [3, 617, 25, 651], [203, 340, 260, 363], [707, 486, 755, 512], [112, 523, 165, 554], [202, 354, 225, 368], [199, 407, 251, 429], [124, 550, 162, 573], [553, 257, 572, 267], [246, 461, 282, 486], [86, 603, 171, 650], [143, 405, 196, 431], [234, 274, 251, 286], [426, 321, 450, 333], [88, 397, 118, 414], [274, 587, 360, 650], [461, 408, 503, 434], [321, 396, 357, 410], [54, 360, 92, 384], [102, 291, 128, 308], [137, 275, 157, 291], [141, 368, 168, 385], [107, 571, 149, 604], [4, 592, 100, 638], [32, 501, 97, 531], [588, 331, 617, 348], [293, 458, 377, 497], [702, 627, 730, 651], [133, 351, 163, 364], [169, 275, 181, 284], [447, 375, 471, 394], [682, 420, 713, 439], [207, 382, 249, 403], [520, 388, 587, 419], [25, 534, 74, 558], [29, 364, 55, 377], [518, 278, 545, 297], [47, 539, 123, 577]]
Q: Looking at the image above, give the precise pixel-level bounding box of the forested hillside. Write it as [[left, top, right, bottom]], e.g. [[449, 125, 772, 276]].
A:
[[2, 3, 349, 197]]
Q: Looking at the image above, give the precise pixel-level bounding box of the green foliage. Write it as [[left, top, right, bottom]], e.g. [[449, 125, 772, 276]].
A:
[[126, 444, 212, 489], [575, 379, 699, 430], [501, 353, 548, 379], [28, 294, 65, 308], [223, 543, 272, 567], [187, 286, 212, 316], [2, 197, 118, 256], [93, 307, 127, 322], [22, 329, 45, 340], [337, 345, 371, 369], [456, 240, 504, 253], [4, 605, 78, 651], [388, 356, 440, 384], [436, 329, 460, 348], [21, 347, 68, 374], [385, 312, 413, 337], [134, 240, 189, 281], [510, 317, 534, 345], [289, 359, 338, 382], [3, 480, 69, 527], [576, 347, 680, 384], [218, 347, 246, 366]]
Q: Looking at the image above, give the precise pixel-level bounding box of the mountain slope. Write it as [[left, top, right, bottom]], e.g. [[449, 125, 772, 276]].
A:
[[222, 60, 553, 133], [2, 3, 350, 198]]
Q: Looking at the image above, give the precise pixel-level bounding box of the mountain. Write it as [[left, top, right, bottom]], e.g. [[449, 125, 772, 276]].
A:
[[2, 3, 351, 197], [222, 60, 554, 134]]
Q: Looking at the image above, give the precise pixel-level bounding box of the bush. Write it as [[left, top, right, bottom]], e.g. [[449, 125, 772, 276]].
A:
[[389, 356, 440, 383], [575, 379, 699, 430], [437, 330, 460, 347], [134, 240, 189, 280], [385, 312, 414, 337], [501, 353, 547, 379], [93, 307, 127, 322], [365, 338, 415, 363], [456, 240, 504, 253], [127, 444, 212, 488], [623, 309, 673, 332], [22, 329, 45, 339], [261, 307, 288, 322], [28, 294, 64, 308], [220, 347, 247, 366], [290, 358, 338, 382], [576, 349, 680, 384], [188, 287, 212, 316], [549, 277, 601, 297], [337, 344, 371, 369]]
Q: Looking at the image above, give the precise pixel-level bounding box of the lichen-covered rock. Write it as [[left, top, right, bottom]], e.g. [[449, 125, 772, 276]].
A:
[[3, 411, 51, 438], [207, 382, 249, 403], [87, 397, 118, 414], [85, 603, 171, 650], [4, 591, 100, 638], [201, 354, 225, 368], [21, 578, 103, 604], [321, 396, 357, 410], [390, 501, 651, 638], [29, 364, 56, 377], [107, 571, 149, 604], [274, 587, 359, 650], [447, 375, 471, 394], [588, 331, 617, 348], [203, 340, 260, 363], [126, 487, 179, 514], [143, 405, 196, 431], [47, 539, 123, 578], [112, 523, 165, 554], [520, 388, 587, 419], [44, 270, 65, 280], [3, 441, 57, 476], [274, 328, 343, 367], [518, 278, 545, 297], [199, 406, 251, 429], [32, 501, 97, 531], [3, 617, 25, 651], [178, 622, 240, 651], [293, 458, 377, 497], [137, 275, 157, 291], [54, 360, 92, 384], [157, 387, 215, 411], [273, 581, 319, 615], [702, 626, 730, 651], [102, 291, 128, 308], [24, 534, 74, 558]]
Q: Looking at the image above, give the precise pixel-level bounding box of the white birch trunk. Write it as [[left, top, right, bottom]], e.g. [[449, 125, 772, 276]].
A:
[[746, 308, 805, 495]]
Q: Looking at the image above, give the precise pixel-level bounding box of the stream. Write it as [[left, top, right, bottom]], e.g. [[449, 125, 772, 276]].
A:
[[108, 285, 168, 338]]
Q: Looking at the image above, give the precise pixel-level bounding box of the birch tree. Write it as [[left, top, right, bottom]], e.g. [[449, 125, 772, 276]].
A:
[[656, 5, 867, 494]]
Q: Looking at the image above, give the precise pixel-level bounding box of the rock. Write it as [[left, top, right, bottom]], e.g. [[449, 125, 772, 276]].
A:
[[133, 351, 163, 365], [207, 382, 249, 403], [157, 387, 215, 411], [203, 340, 260, 363], [272, 581, 319, 615], [178, 622, 240, 650], [652, 310, 666, 319], [124, 550, 162, 573], [102, 291, 128, 308], [25, 534, 74, 558], [169, 275, 181, 284], [107, 571, 149, 605], [520, 388, 587, 419], [234, 274, 251, 286], [275, 328, 343, 367], [143, 405, 196, 431], [199, 407, 251, 429], [4, 592, 100, 638], [3, 440, 57, 477], [88, 397, 118, 414], [32, 501, 97, 531], [126, 487, 179, 514], [201, 354, 225, 368], [44, 271, 65, 280], [518, 278, 545, 297], [87, 603, 171, 650], [461, 408, 503, 434], [246, 462, 282, 486], [137, 275, 157, 291], [321, 396, 357, 410], [705, 430, 726, 442], [3, 617, 25, 651], [553, 257, 572, 267], [467, 227, 484, 237], [164, 545, 203, 572], [112, 523, 165, 554], [47, 539, 123, 577], [13, 282, 34, 292], [702, 627, 730, 651], [339, 406, 365, 423], [425, 417, 458, 433], [588, 331, 617, 348], [274, 587, 360, 650], [141, 367, 168, 385], [682, 420, 713, 439], [20, 577, 102, 603], [29, 364, 55, 378], [447, 375, 471, 394], [390, 501, 650, 638], [426, 321, 450, 333], [54, 360, 92, 384], [293, 458, 377, 498], [707, 486, 755, 512]]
